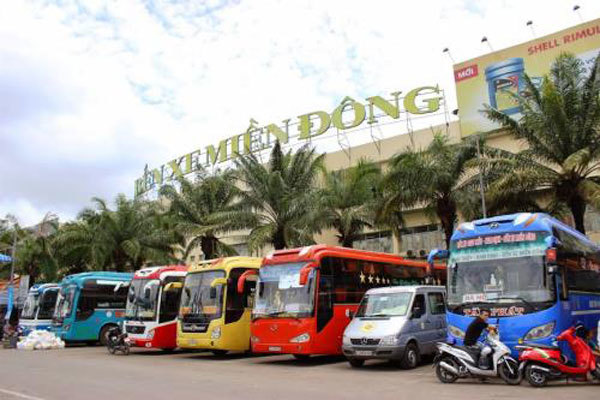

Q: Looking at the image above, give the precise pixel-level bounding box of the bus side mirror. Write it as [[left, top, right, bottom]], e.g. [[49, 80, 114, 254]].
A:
[[164, 282, 183, 292], [345, 309, 355, 319], [237, 270, 258, 294], [210, 278, 227, 299], [299, 265, 314, 286]]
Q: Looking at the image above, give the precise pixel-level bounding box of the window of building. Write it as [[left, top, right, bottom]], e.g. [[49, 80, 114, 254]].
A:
[[400, 224, 446, 257], [353, 231, 393, 253]]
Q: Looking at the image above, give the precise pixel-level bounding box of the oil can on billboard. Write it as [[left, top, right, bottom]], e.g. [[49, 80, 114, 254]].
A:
[[454, 19, 600, 137]]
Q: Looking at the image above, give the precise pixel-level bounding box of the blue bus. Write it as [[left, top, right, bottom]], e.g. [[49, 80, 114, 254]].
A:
[[19, 283, 59, 336], [430, 212, 600, 356], [52, 272, 133, 344]]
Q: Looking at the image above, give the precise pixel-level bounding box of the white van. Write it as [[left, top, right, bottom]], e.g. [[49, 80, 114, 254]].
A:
[[342, 285, 446, 368]]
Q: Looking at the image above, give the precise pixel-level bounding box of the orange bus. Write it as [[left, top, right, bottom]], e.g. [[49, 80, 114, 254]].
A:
[[245, 245, 445, 358]]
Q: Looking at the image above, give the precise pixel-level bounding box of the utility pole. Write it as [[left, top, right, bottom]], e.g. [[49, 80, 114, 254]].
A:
[[476, 134, 488, 218]]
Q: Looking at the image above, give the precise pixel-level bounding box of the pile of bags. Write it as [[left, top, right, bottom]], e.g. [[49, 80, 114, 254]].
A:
[[17, 330, 65, 350]]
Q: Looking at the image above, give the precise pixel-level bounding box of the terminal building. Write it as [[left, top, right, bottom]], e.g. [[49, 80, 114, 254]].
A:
[[134, 18, 600, 266]]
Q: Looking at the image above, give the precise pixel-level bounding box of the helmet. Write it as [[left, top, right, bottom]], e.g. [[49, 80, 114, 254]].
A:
[[574, 321, 588, 338]]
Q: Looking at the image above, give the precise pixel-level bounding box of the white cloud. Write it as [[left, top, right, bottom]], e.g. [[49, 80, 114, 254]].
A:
[[2, 0, 600, 226]]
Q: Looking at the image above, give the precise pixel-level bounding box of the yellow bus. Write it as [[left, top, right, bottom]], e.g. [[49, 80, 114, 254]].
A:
[[176, 257, 262, 354]]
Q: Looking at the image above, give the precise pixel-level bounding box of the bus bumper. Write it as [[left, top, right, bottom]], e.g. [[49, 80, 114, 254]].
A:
[[342, 344, 406, 360]]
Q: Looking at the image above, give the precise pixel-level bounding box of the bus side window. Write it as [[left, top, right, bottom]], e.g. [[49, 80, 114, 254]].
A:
[[225, 269, 249, 324], [316, 274, 334, 332]]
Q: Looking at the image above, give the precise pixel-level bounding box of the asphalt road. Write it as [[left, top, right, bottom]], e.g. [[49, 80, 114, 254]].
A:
[[0, 346, 598, 400]]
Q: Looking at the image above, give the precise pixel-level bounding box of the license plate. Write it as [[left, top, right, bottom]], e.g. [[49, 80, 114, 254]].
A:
[[268, 346, 282, 352], [355, 350, 373, 356]]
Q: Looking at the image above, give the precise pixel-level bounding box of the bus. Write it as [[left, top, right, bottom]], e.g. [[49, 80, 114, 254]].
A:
[[250, 245, 445, 358], [19, 283, 59, 336], [177, 257, 262, 354], [124, 265, 187, 350], [52, 272, 133, 344], [432, 212, 600, 356]]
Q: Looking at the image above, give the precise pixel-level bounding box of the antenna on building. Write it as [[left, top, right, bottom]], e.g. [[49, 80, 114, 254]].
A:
[[442, 47, 455, 64], [573, 5, 584, 22], [526, 20, 536, 38], [481, 36, 494, 53]]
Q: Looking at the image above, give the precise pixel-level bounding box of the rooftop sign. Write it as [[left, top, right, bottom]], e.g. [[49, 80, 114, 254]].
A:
[[135, 86, 444, 197]]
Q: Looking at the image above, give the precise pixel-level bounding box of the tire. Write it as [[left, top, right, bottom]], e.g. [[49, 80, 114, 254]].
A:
[[348, 358, 365, 368], [435, 356, 459, 384], [497, 358, 521, 385], [400, 343, 420, 369], [211, 350, 228, 356], [99, 325, 116, 346], [293, 354, 311, 361], [525, 364, 548, 387]]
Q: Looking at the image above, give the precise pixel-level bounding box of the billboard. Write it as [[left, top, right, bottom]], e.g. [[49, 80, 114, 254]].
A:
[[454, 18, 600, 137]]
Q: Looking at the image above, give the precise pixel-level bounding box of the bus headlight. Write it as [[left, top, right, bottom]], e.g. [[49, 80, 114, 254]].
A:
[[148, 329, 155, 339], [448, 325, 465, 339], [524, 322, 555, 341], [290, 333, 310, 343], [211, 327, 221, 339], [380, 335, 399, 346], [251, 335, 260, 343]]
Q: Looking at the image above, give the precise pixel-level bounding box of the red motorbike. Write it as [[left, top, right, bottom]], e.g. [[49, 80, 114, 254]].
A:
[[516, 326, 600, 387]]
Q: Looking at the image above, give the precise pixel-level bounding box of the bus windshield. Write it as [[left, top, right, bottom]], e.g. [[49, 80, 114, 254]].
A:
[[356, 292, 412, 318], [448, 255, 554, 308], [38, 289, 58, 320], [126, 279, 161, 321], [53, 286, 76, 322], [179, 270, 225, 323], [21, 293, 39, 320], [254, 263, 315, 319]]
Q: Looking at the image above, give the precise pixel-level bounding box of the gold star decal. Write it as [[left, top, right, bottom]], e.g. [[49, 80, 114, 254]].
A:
[[359, 272, 366, 284], [368, 274, 374, 284], [375, 276, 380, 284]]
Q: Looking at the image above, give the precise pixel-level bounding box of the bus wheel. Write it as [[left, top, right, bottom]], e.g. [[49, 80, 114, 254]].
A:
[[400, 343, 420, 369], [348, 358, 365, 368], [99, 325, 115, 346], [293, 354, 311, 361], [211, 350, 228, 356]]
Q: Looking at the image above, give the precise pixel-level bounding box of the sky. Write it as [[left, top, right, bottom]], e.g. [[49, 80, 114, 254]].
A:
[[2, 0, 600, 226]]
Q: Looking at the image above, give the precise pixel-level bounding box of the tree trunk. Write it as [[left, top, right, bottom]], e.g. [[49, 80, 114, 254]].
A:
[[273, 227, 286, 250], [201, 236, 217, 259], [437, 198, 457, 249], [568, 196, 587, 234], [341, 235, 354, 248]]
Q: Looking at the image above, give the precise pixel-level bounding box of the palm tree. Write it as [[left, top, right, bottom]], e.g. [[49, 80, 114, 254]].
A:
[[14, 213, 59, 284], [482, 52, 600, 234], [232, 141, 325, 252], [319, 159, 381, 247], [56, 195, 176, 271], [159, 170, 242, 260], [380, 133, 481, 248]]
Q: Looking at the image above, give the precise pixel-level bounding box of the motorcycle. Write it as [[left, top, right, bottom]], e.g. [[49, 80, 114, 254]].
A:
[[516, 325, 600, 387], [106, 325, 130, 355], [434, 328, 521, 385]]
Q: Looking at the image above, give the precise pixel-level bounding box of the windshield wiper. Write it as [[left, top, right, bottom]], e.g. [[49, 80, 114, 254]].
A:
[[366, 313, 391, 318], [266, 311, 302, 320], [495, 296, 537, 311]]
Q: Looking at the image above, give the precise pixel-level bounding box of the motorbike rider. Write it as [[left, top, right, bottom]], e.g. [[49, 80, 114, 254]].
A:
[[464, 309, 495, 369]]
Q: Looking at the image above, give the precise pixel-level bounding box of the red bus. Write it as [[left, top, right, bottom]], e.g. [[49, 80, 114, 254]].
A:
[[247, 245, 445, 358], [124, 265, 188, 350]]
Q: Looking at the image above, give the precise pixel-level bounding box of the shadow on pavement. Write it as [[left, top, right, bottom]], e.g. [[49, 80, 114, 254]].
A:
[[255, 355, 347, 367]]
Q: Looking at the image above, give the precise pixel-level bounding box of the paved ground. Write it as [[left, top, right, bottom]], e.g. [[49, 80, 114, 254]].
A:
[[0, 346, 598, 400]]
